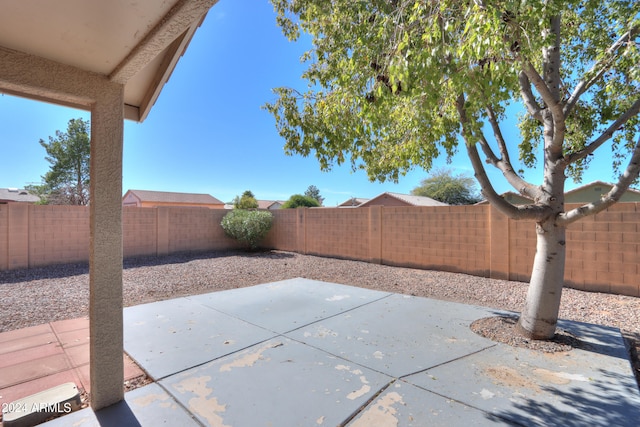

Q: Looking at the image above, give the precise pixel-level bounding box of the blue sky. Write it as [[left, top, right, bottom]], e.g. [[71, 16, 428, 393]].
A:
[[0, 0, 622, 207]]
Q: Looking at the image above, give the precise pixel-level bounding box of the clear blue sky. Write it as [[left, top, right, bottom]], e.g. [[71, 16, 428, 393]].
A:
[[0, 0, 621, 206]]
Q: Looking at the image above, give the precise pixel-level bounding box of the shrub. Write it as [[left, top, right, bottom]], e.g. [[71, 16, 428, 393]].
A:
[[281, 194, 320, 208], [221, 209, 273, 250]]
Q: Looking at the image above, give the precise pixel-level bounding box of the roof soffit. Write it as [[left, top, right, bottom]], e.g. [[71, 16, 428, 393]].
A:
[[0, 0, 218, 122]]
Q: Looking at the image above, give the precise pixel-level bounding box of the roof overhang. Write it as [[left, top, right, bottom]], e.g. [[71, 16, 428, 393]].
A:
[[0, 0, 218, 122]]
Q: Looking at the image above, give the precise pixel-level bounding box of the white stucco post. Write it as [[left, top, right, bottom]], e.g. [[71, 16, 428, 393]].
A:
[[89, 84, 125, 410]]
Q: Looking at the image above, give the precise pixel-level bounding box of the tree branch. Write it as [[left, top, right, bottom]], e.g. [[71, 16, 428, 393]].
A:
[[521, 60, 565, 128], [466, 140, 549, 220], [564, 27, 640, 116], [486, 105, 510, 164], [484, 106, 542, 201], [566, 97, 640, 163], [518, 71, 543, 122], [456, 95, 548, 221], [560, 135, 640, 225]]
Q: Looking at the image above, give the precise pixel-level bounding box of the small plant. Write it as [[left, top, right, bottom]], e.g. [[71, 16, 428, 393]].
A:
[[221, 209, 273, 250]]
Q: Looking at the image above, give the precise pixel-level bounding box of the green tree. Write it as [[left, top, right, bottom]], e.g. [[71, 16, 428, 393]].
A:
[[281, 194, 321, 208], [412, 168, 481, 205], [37, 118, 91, 205], [304, 185, 324, 205], [266, 1, 640, 339], [233, 190, 259, 209], [221, 209, 273, 250]]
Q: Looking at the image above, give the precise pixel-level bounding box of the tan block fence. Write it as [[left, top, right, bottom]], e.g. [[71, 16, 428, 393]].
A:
[[1, 203, 639, 297]]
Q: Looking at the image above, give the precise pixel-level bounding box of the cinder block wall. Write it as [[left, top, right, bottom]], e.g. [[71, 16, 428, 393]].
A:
[[123, 207, 157, 258], [380, 205, 490, 276], [262, 209, 297, 251], [305, 208, 371, 261], [1, 203, 640, 297], [502, 203, 640, 297], [29, 205, 90, 267], [167, 207, 237, 253], [0, 205, 10, 270], [564, 203, 640, 296]]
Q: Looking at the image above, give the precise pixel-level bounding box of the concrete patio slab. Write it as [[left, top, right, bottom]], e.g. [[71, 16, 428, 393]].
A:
[[123, 297, 277, 380], [160, 337, 392, 426], [346, 380, 514, 426], [40, 382, 199, 426], [28, 278, 640, 426], [287, 293, 498, 377], [406, 319, 640, 427], [186, 278, 391, 333]]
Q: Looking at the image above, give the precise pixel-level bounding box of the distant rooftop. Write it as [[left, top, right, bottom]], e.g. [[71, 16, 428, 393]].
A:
[[0, 188, 40, 203], [123, 189, 223, 205], [360, 192, 448, 207]]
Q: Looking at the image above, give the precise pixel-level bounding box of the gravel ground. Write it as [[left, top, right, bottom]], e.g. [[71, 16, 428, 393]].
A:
[[1, 249, 639, 388]]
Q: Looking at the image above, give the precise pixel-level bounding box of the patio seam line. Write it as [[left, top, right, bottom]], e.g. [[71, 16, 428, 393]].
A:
[[0, 362, 76, 390], [0, 335, 58, 357], [280, 332, 403, 384], [48, 321, 86, 393], [399, 377, 531, 427], [180, 296, 287, 335], [397, 343, 498, 381], [277, 292, 395, 335], [140, 335, 280, 382], [123, 349, 153, 383], [151, 380, 208, 427], [338, 378, 397, 427], [0, 326, 78, 391], [183, 291, 395, 337]]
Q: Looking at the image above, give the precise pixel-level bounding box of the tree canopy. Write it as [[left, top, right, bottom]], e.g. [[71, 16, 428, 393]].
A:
[[34, 118, 90, 205], [281, 194, 321, 208], [304, 184, 324, 205], [412, 168, 481, 205], [266, 0, 640, 339], [233, 190, 259, 209]]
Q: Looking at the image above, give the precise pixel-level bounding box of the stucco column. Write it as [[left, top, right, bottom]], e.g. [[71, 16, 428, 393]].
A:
[[89, 84, 125, 410]]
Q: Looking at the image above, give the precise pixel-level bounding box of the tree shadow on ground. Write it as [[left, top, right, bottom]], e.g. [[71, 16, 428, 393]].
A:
[[476, 310, 640, 426], [485, 368, 640, 426]]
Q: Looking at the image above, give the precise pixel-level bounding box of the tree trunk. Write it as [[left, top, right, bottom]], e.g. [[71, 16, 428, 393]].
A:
[[516, 218, 567, 340]]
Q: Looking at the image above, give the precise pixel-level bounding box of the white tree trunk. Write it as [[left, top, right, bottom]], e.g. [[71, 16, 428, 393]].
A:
[[516, 219, 567, 340]]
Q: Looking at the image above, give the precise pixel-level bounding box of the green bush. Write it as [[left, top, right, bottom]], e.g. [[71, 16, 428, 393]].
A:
[[233, 190, 259, 209], [221, 209, 273, 250], [281, 194, 320, 208]]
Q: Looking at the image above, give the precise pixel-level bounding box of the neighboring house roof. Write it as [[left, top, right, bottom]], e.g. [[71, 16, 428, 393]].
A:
[[257, 200, 284, 210], [338, 197, 370, 207], [123, 189, 223, 206], [565, 180, 640, 203], [360, 192, 448, 207], [0, 188, 40, 203], [476, 181, 640, 205]]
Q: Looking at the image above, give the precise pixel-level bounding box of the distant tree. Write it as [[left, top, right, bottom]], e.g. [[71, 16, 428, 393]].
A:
[[412, 168, 482, 205], [233, 190, 259, 209], [221, 209, 273, 250], [37, 118, 90, 205], [23, 183, 49, 205], [304, 185, 324, 205], [281, 194, 321, 208]]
